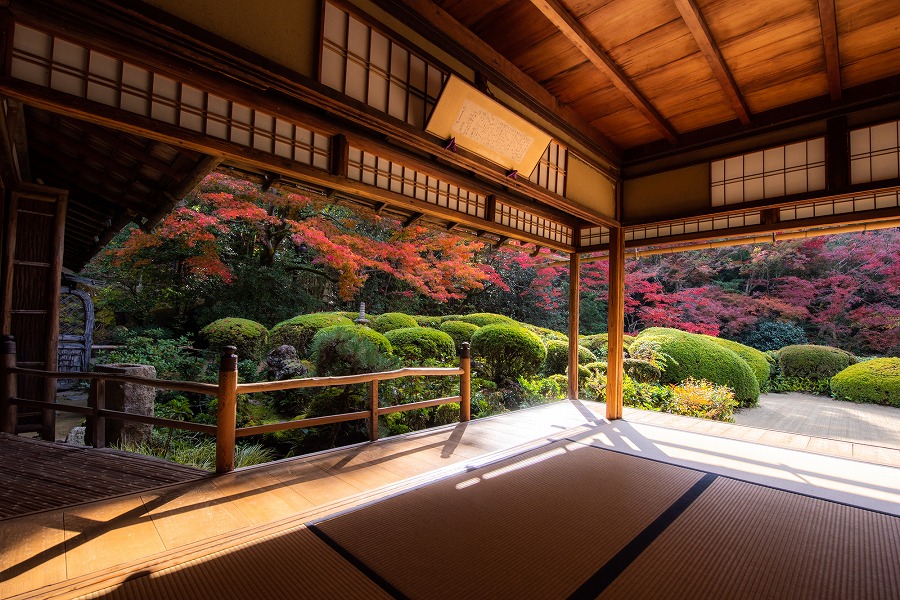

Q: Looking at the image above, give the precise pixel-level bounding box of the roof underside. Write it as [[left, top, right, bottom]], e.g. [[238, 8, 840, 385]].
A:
[[435, 0, 900, 152]]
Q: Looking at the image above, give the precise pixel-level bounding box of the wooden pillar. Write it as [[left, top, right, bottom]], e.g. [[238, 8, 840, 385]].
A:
[[42, 185, 67, 440], [369, 380, 379, 442], [215, 346, 238, 474], [567, 252, 581, 400], [606, 227, 626, 420], [1, 335, 16, 433], [826, 116, 849, 191], [86, 378, 106, 448], [460, 342, 471, 421]]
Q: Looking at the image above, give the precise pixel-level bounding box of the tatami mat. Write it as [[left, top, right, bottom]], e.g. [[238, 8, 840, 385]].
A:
[[312, 441, 704, 600], [72, 526, 392, 600], [598, 477, 900, 599]]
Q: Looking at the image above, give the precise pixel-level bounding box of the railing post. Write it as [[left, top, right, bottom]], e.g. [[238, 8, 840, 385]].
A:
[[369, 379, 379, 442], [460, 342, 471, 422], [86, 378, 106, 448], [1, 335, 17, 434], [215, 346, 238, 475]]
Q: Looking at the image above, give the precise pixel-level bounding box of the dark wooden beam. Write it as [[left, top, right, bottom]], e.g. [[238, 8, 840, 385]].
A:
[[5, 99, 30, 181], [403, 212, 424, 228], [816, 0, 842, 101], [826, 116, 849, 190], [329, 133, 349, 177], [674, 0, 751, 125], [528, 0, 678, 144], [485, 195, 497, 224], [623, 74, 900, 171]]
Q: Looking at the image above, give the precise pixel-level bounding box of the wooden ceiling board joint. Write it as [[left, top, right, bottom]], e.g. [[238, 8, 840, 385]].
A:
[[527, 0, 679, 144], [815, 0, 842, 101], [673, 0, 751, 125]]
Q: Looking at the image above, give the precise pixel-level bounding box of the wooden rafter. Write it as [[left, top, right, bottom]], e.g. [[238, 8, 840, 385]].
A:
[[816, 0, 842, 101], [528, 0, 678, 144], [403, 212, 424, 228], [674, 0, 751, 125]]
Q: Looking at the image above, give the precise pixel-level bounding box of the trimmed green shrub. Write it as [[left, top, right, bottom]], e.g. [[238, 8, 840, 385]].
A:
[[623, 358, 662, 383], [439, 320, 479, 350], [459, 312, 517, 327], [440, 314, 465, 323], [470, 324, 546, 382], [384, 327, 456, 363], [830, 358, 900, 407], [703, 335, 770, 390], [633, 327, 760, 406], [310, 325, 396, 376], [583, 361, 608, 375], [543, 340, 597, 375], [523, 324, 568, 342], [200, 317, 269, 361], [372, 312, 419, 334], [270, 313, 353, 356], [778, 344, 852, 379], [413, 315, 443, 329], [580, 333, 608, 355], [744, 320, 807, 352]]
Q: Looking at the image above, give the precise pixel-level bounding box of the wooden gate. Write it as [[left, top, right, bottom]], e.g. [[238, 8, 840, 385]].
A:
[[57, 284, 94, 390]]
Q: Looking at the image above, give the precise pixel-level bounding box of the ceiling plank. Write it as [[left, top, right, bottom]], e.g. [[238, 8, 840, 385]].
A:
[[816, 0, 842, 101], [673, 0, 751, 125], [527, 0, 678, 144]]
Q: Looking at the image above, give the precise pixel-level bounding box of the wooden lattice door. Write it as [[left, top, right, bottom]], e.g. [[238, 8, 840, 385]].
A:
[[1, 183, 68, 440], [57, 285, 94, 390]]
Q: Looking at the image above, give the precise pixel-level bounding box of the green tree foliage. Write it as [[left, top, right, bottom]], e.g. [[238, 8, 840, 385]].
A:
[[310, 325, 396, 376]]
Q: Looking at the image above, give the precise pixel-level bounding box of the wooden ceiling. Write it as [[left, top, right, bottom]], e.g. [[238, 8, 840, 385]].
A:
[[433, 0, 900, 153]]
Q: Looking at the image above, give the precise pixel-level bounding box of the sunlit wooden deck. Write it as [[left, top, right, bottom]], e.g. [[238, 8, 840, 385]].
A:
[[2, 400, 898, 599]]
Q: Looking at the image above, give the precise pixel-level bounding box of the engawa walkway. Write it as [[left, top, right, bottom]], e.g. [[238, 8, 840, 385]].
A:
[[734, 392, 900, 450], [1, 400, 898, 599]]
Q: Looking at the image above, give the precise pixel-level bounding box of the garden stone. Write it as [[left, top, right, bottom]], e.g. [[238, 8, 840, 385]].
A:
[[66, 425, 86, 446], [265, 345, 308, 380], [95, 363, 156, 446]]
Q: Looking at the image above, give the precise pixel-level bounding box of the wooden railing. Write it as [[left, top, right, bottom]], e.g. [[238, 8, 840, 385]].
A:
[[0, 335, 471, 474]]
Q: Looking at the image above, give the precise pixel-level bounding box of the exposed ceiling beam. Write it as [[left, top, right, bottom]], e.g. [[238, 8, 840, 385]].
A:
[[369, 0, 622, 166], [528, 0, 678, 144], [674, 0, 751, 125], [816, 0, 842, 101], [403, 212, 425, 228]]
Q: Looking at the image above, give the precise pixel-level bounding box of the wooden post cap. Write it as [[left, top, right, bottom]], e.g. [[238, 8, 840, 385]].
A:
[[460, 341, 470, 358], [220, 346, 238, 371]]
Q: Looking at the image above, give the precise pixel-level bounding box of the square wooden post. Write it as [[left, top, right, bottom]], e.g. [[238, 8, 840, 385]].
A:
[[1, 335, 17, 434], [607, 227, 626, 420], [460, 342, 471, 421], [86, 378, 106, 448], [369, 380, 379, 442], [568, 252, 581, 400], [215, 346, 238, 474]]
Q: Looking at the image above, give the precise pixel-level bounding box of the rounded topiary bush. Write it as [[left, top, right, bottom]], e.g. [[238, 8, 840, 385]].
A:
[[778, 344, 852, 379], [459, 312, 517, 327], [580, 333, 609, 355], [583, 361, 608, 375], [310, 325, 395, 376], [634, 327, 760, 406], [543, 340, 597, 375], [470, 324, 546, 381], [384, 327, 456, 364], [372, 312, 419, 334], [270, 313, 353, 356], [413, 315, 443, 329], [623, 358, 662, 383], [439, 320, 479, 350], [830, 358, 900, 407], [703, 335, 771, 390], [523, 324, 568, 342], [200, 317, 268, 360]]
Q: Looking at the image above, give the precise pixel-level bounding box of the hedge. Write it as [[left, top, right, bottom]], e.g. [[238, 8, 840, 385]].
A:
[[199, 317, 269, 361], [703, 335, 771, 390], [459, 312, 518, 327], [439, 320, 480, 350], [778, 344, 853, 379], [384, 327, 456, 363], [543, 340, 597, 375], [372, 312, 419, 333], [470, 324, 546, 381], [269, 313, 353, 356], [634, 327, 760, 406], [830, 358, 900, 408], [413, 315, 443, 329]]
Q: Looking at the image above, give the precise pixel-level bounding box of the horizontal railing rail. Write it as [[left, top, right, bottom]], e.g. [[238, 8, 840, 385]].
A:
[[0, 334, 471, 474]]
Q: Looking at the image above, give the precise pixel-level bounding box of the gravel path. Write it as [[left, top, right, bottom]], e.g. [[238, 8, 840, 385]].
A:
[[734, 392, 900, 449]]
